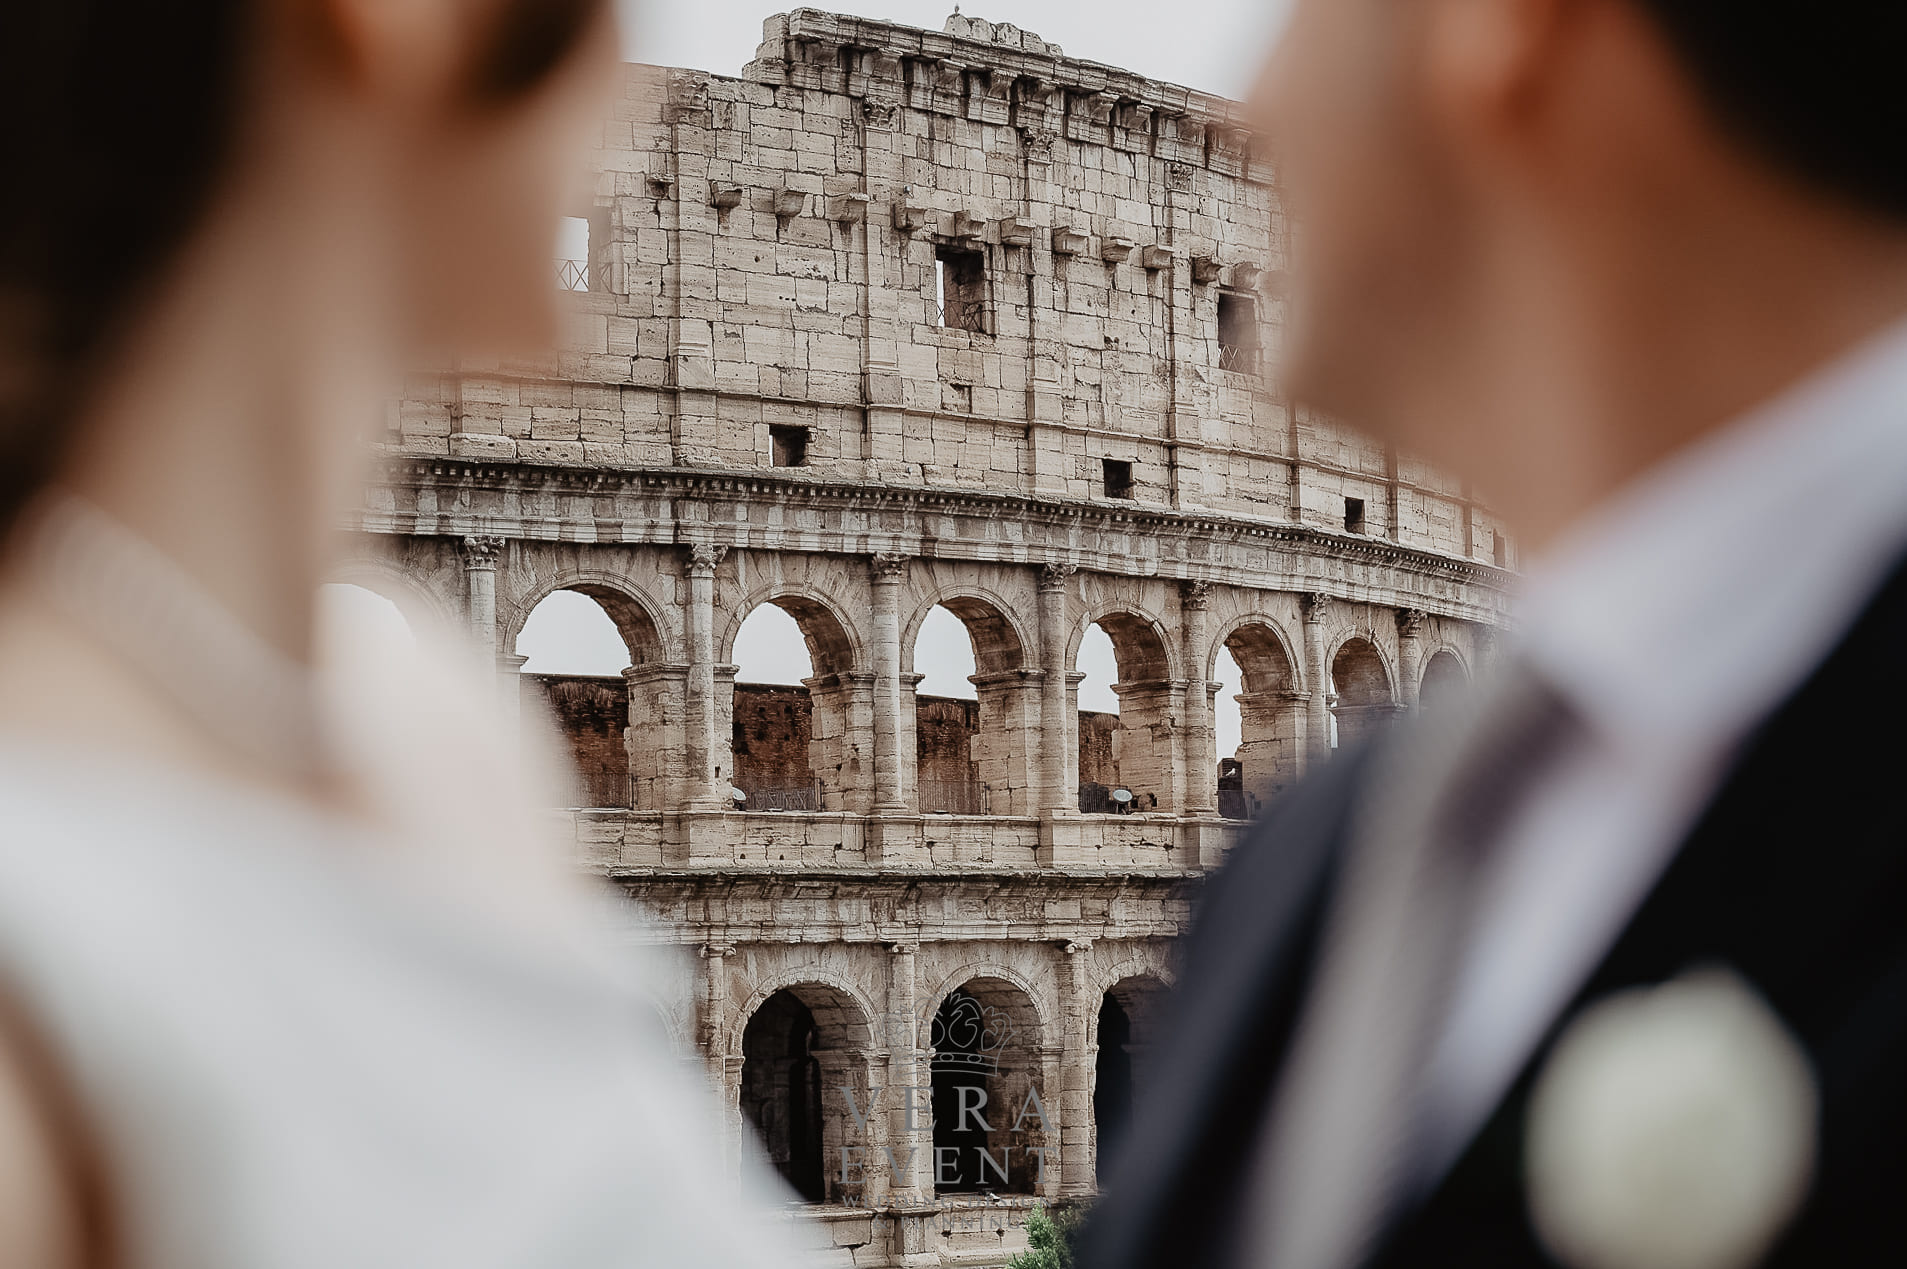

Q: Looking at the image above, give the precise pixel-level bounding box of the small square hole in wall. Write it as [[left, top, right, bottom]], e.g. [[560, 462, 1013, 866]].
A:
[[770, 424, 810, 468], [1103, 459, 1135, 500], [1493, 531, 1509, 567], [1344, 497, 1366, 534]]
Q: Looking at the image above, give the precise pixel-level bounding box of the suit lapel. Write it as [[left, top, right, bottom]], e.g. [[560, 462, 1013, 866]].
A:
[[1079, 741, 1382, 1269]]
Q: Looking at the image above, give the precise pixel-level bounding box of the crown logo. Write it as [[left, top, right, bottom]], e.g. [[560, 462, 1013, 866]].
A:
[[929, 990, 1016, 1077]]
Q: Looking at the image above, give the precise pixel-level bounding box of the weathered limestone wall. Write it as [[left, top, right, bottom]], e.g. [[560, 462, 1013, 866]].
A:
[[381, 8, 1514, 566]]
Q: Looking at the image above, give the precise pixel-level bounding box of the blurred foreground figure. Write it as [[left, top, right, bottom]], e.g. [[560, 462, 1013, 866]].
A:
[[1083, 2, 1907, 1268], [0, 2, 795, 1266]]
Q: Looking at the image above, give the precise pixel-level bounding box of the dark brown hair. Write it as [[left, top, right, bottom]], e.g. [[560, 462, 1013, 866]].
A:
[[0, 0, 606, 540]]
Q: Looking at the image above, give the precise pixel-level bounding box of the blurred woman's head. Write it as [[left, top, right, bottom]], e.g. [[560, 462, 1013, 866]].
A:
[[0, 0, 618, 542]]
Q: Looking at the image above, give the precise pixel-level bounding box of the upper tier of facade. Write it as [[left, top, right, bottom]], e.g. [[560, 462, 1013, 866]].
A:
[[379, 8, 1515, 572]]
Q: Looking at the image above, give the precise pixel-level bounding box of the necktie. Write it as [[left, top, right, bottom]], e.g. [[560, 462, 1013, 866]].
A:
[[1242, 657, 1582, 1269]]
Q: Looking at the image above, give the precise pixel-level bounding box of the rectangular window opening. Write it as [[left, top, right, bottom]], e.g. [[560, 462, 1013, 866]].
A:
[[935, 245, 988, 334], [770, 424, 810, 468], [557, 214, 591, 291], [1493, 531, 1509, 568], [1103, 459, 1135, 500], [1217, 291, 1260, 373], [1344, 497, 1366, 534]]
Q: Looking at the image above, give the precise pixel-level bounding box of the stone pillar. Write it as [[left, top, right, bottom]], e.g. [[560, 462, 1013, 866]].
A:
[[1037, 563, 1079, 813], [1178, 581, 1218, 815], [683, 545, 728, 808], [967, 671, 1041, 816], [870, 554, 912, 813], [1473, 623, 1500, 679], [883, 942, 930, 1205], [1059, 940, 1097, 1197], [496, 651, 529, 750], [461, 535, 505, 654], [1301, 592, 1332, 760], [698, 942, 738, 1173], [1396, 608, 1427, 711], [1235, 689, 1305, 812], [624, 663, 691, 810], [1108, 680, 1184, 814]]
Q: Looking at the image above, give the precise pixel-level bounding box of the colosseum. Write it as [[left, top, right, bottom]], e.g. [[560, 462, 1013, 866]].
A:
[[345, 9, 1513, 1265]]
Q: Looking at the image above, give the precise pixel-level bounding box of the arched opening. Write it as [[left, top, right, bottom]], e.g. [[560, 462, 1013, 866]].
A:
[[514, 585, 664, 809], [912, 600, 1033, 815], [316, 582, 416, 662], [930, 979, 1045, 1195], [1220, 621, 1302, 816], [738, 983, 875, 1206], [740, 990, 824, 1203], [1077, 613, 1177, 814], [1329, 637, 1394, 751], [1419, 649, 1468, 718], [729, 596, 861, 813], [1095, 975, 1168, 1184]]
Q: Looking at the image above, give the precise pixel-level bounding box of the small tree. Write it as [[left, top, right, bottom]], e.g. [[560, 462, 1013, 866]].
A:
[[1006, 1202, 1087, 1269]]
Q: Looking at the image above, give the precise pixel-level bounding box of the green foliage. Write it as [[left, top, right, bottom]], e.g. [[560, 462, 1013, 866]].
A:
[[1005, 1202, 1088, 1269]]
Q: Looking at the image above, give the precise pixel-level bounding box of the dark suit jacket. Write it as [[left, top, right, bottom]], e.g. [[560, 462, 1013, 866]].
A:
[[1079, 552, 1907, 1268]]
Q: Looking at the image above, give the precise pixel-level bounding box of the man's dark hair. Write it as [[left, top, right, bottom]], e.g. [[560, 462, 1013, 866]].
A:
[[1641, 1, 1907, 218], [0, 0, 606, 542]]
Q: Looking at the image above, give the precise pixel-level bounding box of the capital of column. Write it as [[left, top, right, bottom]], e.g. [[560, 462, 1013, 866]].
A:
[[685, 543, 728, 576], [1301, 590, 1332, 623], [1061, 939, 1093, 956], [870, 552, 911, 582], [1396, 607, 1429, 638], [1179, 579, 1213, 610], [462, 535, 506, 570], [1039, 561, 1078, 592], [884, 940, 919, 957], [699, 942, 737, 960]]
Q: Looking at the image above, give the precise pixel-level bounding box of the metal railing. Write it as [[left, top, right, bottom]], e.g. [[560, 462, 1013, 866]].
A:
[[1217, 343, 1260, 373], [557, 774, 638, 810], [735, 781, 825, 812], [555, 258, 613, 292], [929, 298, 989, 334], [917, 781, 990, 816]]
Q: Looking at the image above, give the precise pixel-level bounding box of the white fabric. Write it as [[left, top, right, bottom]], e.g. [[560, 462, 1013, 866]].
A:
[[0, 599, 798, 1268], [1413, 313, 1907, 1191]]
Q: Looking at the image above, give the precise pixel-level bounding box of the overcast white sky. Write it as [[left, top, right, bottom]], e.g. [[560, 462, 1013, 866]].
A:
[[618, 0, 1293, 101]]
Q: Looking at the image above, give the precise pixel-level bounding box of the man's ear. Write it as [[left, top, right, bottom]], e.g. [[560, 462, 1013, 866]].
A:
[[304, 0, 471, 105], [1421, 0, 1571, 137]]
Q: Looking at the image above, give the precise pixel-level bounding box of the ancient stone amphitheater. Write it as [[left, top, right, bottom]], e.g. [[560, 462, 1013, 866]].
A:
[[346, 10, 1513, 1265]]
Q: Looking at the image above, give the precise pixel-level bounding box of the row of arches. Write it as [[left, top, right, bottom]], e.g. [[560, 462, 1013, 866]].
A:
[[324, 559, 1478, 819], [736, 971, 1168, 1204]]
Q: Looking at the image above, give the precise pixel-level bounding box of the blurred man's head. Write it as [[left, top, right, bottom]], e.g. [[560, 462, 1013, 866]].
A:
[[1251, 0, 1907, 545]]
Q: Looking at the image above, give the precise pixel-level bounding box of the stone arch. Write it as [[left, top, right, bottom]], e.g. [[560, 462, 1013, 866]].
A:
[[505, 570, 674, 666], [1418, 647, 1470, 717], [326, 560, 458, 635], [1092, 973, 1171, 1185], [1069, 602, 1179, 684], [722, 584, 864, 677], [1211, 615, 1305, 815], [507, 572, 676, 811], [925, 971, 1049, 1195], [725, 585, 870, 812], [1072, 603, 1182, 814], [1328, 634, 1396, 750], [734, 976, 878, 1207], [900, 585, 1033, 678], [904, 587, 1038, 816]]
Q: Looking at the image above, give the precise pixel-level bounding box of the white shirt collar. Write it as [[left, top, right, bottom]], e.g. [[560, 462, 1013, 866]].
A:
[[1512, 314, 1907, 766]]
